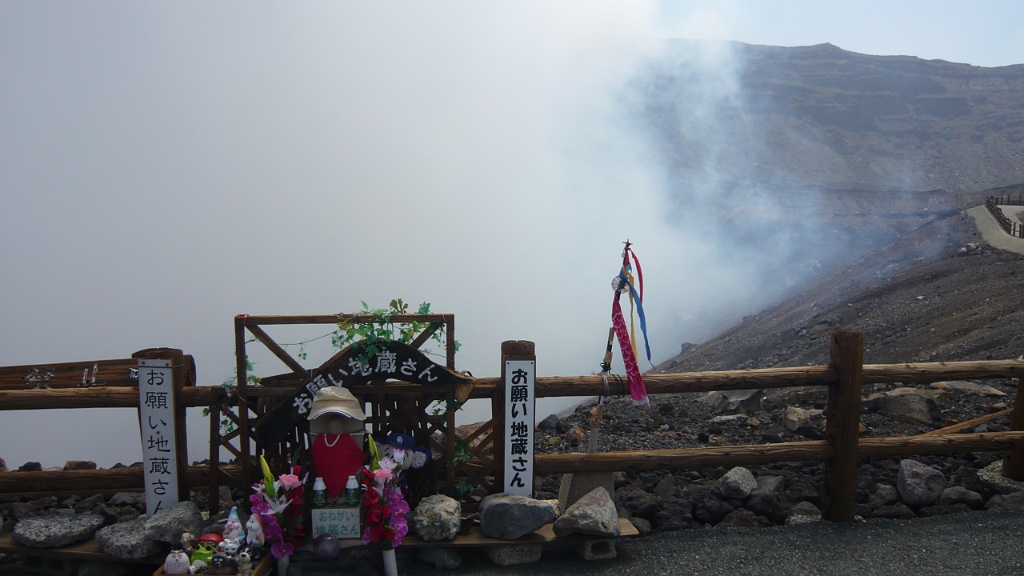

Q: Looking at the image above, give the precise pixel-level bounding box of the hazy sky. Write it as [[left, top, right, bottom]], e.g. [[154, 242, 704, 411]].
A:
[[2, 1, 1022, 469]]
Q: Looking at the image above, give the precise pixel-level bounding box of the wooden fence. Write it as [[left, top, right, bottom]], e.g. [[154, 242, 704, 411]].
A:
[[469, 331, 1024, 522], [0, 349, 238, 501], [985, 195, 1024, 238]]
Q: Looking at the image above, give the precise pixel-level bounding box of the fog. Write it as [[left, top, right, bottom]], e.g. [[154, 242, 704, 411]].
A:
[[1, 2, 1020, 470]]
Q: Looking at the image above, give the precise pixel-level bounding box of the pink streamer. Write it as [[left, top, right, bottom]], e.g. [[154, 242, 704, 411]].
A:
[[612, 298, 649, 406]]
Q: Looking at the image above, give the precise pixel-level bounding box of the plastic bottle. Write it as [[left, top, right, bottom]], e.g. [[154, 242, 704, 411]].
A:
[[344, 475, 360, 507], [312, 477, 328, 508]]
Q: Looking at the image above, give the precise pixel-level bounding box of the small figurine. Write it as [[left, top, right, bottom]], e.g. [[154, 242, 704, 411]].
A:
[[163, 542, 191, 575], [180, 532, 195, 556], [207, 552, 238, 575], [237, 547, 254, 576], [222, 506, 245, 541], [191, 533, 224, 567], [190, 558, 209, 574], [245, 513, 264, 554], [218, 537, 241, 559]]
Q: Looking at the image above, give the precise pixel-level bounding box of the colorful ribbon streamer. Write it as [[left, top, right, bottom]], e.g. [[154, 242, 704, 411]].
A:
[[609, 241, 652, 406]]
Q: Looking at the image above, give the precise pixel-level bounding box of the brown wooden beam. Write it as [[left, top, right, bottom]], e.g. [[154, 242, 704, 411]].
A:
[[0, 465, 242, 494], [245, 324, 309, 378], [1002, 377, 1024, 480], [863, 360, 1024, 384], [240, 313, 451, 325], [921, 408, 1013, 436]]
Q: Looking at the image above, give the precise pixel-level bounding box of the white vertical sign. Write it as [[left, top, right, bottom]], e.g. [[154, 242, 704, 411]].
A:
[[504, 360, 535, 497], [139, 359, 179, 516]]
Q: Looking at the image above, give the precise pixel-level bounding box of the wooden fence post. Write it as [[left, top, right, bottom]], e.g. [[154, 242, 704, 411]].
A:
[[822, 331, 864, 522], [1001, 377, 1024, 480]]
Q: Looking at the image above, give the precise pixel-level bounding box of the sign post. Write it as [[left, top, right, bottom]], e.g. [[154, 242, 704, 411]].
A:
[[139, 359, 180, 516], [501, 341, 536, 497]]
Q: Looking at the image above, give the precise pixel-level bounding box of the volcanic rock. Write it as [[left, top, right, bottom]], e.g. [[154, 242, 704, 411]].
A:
[[720, 467, 757, 499], [411, 495, 461, 541], [939, 486, 984, 510], [694, 496, 734, 525], [872, 502, 917, 519], [415, 546, 463, 569], [95, 516, 162, 560], [553, 487, 619, 537], [702, 389, 762, 414], [13, 513, 105, 548], [479, 494, 556, 540], [144, 501, 203, 543], [614, 487, 661, 520], [898, 459, 946, 508]]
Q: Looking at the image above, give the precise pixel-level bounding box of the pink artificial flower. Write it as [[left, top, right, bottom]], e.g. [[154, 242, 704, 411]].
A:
[[278, 474, 302, 491], [372, 468, 393, 485]]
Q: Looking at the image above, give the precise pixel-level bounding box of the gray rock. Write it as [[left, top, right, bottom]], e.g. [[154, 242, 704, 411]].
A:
[[144, 501, 203, 543], [650, 499, 694, 530], [108, 492, 146, 510], [629, 517, 652, 534], [415, 546, 463, 569], [95, 516, 162, 560], [11, 502, 36, 521], [93, 504, 119, 525], [411, 495, 461, 541], [537, 414, 560, 430], [553, 487, 619, 537], [985, 491, 1024, 511], [313, 533, 341, 560], [939, 486, 984, 510], [869, 483, 900, 510], [612, 472, 629, 488], [694, 497, 734, 525], [575, 539, 616, 561], [559, 472, 615, 512], [786, 501, 822, 525], [877, 393, 941, 425], [897, 459, 946, 509], [73, 494, 105, 513], [752, 475, 785, 495], [0, 458, 6, 473], [784, 407, 824, 432], [13, 513, 105, 548], [746, 493, 788, 524], [702, 389, 762, 414], [614, 487, 661, 520], [719, 508, 772, 528], [18, 462, 42, 472], [918, 503, 973, 517], [720, 467, 757, 499], [485, 544, 541, 565], [653, 475, 677, 499], [479, 494, 556, 540], [872, 502, 917, 520]]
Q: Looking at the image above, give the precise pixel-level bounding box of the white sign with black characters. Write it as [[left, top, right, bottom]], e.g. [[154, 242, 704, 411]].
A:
[[504, 360, 535, 497], [139, 359, 179, 516]]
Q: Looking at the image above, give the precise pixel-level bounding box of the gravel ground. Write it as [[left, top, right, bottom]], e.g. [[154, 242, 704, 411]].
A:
[[407, 510, 1024, 575]]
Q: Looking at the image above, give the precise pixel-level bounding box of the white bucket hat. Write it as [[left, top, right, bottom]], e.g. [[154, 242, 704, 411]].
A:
[[308, 386, 366, 435]]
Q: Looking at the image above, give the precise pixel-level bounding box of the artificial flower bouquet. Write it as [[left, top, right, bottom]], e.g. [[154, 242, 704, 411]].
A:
[[360, 439, 410, 549], [250, 456, 306, 559]]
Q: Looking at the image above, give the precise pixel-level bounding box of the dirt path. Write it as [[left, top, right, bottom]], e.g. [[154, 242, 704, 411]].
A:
[[967, 205, 1024, 256]]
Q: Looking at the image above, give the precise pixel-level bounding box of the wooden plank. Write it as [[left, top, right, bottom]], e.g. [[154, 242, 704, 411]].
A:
[[921, 408, 1013, 436], [534, 441, 833, 474], [533, 432, 1024, 475], [154, 554, 274, 575], [0, 532, 165, 564], [399, 518, 638, 547], [0, 387, 141, 410], [409, 322, 442, 350], [242, 313, 451, 325], [0, 465, 241, 494], [0, 358, 139, 390], [1002, 378, 1024, 480], [822, 331, 864, 522], [863, 360, 1024, 383], [246, 323, 309, 378]]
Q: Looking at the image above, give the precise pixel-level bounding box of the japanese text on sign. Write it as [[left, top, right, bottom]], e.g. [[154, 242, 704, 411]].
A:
[[504, 361, 535, 496], [138, 359, 179, 516], [312, 508, 361, 539]]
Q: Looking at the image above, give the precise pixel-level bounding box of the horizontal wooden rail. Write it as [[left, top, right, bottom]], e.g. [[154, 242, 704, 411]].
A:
[[0, 465, 242, 496], [863, 360, 1024, 383], [534, 431, 1024, 474], [238, 313, 452, 326]]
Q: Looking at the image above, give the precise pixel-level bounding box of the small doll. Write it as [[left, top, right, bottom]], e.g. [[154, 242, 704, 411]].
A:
[[245, 513, 264, 559], [237, 547, 254, 576], [222, 506, 245, 541], [162, 542, 191, 575]]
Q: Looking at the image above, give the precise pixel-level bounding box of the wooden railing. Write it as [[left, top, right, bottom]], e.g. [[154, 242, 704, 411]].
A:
[[483, 331, 1024, 522], [985, 195, 1024, 238]]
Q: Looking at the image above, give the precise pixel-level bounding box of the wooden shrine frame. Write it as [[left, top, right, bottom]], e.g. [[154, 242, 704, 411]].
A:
[[211, 313, 460, 512]]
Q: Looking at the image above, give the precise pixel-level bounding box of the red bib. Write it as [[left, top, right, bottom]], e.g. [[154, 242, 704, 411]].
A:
[[310, 433, 365, 498]]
